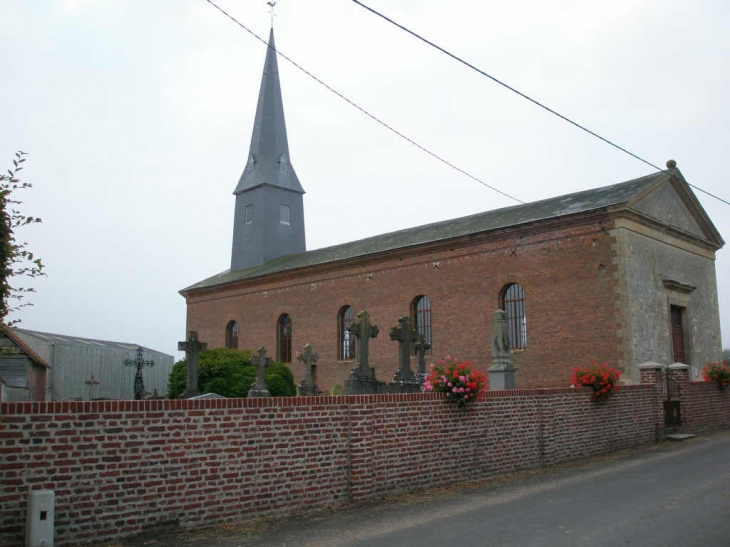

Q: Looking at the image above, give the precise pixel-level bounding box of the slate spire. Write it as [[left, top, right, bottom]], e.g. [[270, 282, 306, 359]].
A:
[[234, 28, 304, 195], [230, 28, 306, 271]]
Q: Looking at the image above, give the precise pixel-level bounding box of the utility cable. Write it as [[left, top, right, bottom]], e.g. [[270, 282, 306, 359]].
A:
[[352, 0, 730, 207], [205, 0, 526, 204]]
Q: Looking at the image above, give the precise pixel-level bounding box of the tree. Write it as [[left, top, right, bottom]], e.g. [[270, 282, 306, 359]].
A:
[[0, 151, 44, 324], [723, 348, 730, 366], [167, 347, 296, 398]]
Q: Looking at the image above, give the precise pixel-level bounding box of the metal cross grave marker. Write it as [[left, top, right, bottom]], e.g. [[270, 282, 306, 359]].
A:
[[124, 347, 155, 400]]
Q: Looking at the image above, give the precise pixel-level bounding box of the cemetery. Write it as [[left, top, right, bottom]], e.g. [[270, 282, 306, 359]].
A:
[[1, 311, 729, 545]]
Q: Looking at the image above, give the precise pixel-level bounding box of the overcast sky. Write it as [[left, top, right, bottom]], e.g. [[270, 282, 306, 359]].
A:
[[2, 0, 728, 361]]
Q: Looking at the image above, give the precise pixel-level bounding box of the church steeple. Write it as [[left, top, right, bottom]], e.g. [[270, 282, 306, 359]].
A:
[[233, 28, 303, 195], [231, 28, 306, 271]]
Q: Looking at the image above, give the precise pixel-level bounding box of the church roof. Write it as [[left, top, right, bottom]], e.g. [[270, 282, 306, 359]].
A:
[[184, 168, 703, 293], [233, 28, 304, 195]]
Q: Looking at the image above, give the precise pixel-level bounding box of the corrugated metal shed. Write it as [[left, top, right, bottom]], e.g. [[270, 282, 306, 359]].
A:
[[0, 326, 49, 401], [14, 328, 175, 401]]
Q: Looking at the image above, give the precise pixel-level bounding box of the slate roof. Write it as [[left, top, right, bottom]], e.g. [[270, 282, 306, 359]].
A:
[[183, 169, 675, 293], [13, 327, 173, 357]]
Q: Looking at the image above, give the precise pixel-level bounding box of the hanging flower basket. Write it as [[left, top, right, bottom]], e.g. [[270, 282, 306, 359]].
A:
[[422, 355, 486, 410], [702, 363, 730, 389], [571, 363, 622, 401]]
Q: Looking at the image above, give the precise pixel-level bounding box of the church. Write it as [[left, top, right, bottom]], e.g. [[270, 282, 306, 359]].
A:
[[180, 29, 724, 391]]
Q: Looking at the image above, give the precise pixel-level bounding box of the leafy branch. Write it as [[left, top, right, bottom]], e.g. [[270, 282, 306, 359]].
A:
[[0, 151, 45, 324]]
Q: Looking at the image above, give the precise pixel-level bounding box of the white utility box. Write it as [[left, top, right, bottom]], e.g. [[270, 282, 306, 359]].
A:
[[26, 489, 54, 547]]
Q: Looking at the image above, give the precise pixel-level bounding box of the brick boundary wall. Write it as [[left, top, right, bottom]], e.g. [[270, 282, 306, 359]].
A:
[[681, 382, 730, 432], [0, 384, 701, 547]]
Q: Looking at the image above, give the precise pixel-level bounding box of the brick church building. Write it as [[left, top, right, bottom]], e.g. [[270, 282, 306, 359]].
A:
[[181, 29, 724, 391]]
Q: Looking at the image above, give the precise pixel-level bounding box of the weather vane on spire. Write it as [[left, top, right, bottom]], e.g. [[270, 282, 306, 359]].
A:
[[267, 1, 276, 27]]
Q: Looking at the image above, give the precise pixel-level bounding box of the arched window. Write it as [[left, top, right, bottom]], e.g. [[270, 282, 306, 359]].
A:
[[338, 305, 356, 360], [500, 283, 527, 349], [412, 295, 432, 355], [277, 314, 292, 363], [225, 320, 239, 349]]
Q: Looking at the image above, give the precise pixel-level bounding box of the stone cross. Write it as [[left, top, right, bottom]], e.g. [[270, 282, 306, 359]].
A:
[[487, 309, 516, 389], [124, 347, 155, 400], [296, 343, 318, 396], [347, 310, 379, 378], [84, 375, 100, 400], [414, 333, 432, 378], [177, 331, 207, 398], [389, 316, 417, 382], [248, 347, 272, 397]]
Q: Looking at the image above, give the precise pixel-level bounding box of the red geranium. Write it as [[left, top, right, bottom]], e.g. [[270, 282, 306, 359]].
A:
[[422, 355, 487, 410], [702, 363, 730, 389], [571, 363, 622, 401]]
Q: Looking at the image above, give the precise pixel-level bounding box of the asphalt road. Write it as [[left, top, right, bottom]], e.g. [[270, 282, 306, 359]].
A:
[[102, 430, 730, 547]]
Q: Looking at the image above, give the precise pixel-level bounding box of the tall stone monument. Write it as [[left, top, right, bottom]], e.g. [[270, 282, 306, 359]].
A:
[[487, 309, 517, 389]]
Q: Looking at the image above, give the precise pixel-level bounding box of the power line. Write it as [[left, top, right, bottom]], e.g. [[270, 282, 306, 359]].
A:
[[204, 0, 526, 205], [351, 0, 730, 208]]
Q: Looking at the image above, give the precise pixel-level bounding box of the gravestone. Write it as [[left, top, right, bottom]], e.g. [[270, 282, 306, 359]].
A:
[[345, 310, 386, 394], [487, 309, 517, 389], [124, 347, 155, 400], [248, 347, 272, 398], [297, 343, 319, 396], [414, 333, 432, 382], [388, 316, 421, 393], [177, 331, 208, 398]]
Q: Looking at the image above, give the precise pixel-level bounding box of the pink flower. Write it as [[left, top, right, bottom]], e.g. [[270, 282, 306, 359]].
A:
[[459, 375, 466, 382]]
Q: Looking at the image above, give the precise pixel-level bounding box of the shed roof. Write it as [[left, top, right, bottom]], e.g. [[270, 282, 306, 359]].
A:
[[0, 325, 50, 368], [182, 167, 708, 293], [13, 327, 173, 357]]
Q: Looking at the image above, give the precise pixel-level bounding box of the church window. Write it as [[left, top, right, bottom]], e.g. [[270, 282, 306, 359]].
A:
[[279, 205, 290, 225], [245, 205, 254, 225], [277, 314, 292, 363], [225, 321, 239, 349], [411, 295, 432, 355], [338, 306, 356, 360], [501, 283, 527, 349]]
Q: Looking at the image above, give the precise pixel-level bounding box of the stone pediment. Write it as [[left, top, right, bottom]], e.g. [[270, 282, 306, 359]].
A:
[[627, 172, 724, 248]]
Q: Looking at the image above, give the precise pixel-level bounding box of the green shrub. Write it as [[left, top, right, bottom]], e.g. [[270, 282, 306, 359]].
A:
[[167, 348, 296, 398]]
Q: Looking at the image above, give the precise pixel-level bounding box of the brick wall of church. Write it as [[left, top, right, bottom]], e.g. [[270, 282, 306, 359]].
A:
[[0, 385, 672, 546], [184, 213, 621, 391]]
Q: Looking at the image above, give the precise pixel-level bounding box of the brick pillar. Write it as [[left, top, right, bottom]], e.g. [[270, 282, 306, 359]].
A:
[[638, 362, 666, 389]]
